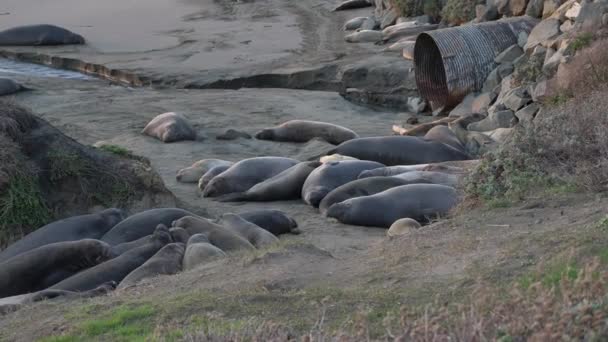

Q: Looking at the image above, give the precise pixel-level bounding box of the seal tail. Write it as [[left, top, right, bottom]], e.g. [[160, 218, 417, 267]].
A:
[[214, 192, 250, 202], [306, 148, 337, 162], [19, 85, 34, 92]]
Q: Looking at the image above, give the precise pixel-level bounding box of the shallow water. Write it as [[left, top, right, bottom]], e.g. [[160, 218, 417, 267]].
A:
[[0, 58, 93, 80]]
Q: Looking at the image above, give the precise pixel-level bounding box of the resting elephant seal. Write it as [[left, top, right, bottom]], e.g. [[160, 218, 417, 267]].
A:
[[111, 224, 172, 255], [320, 154, 358, 163], [0, 208, 125, 262], [183, 234, 227, 271], [393, 171, 461, 188], [0, 78, 29, 96], [387, 218, 421, 238], [344, 17, 367, 31], [333, 0, 372, 11], [216, 161, 321, 202], [301, 160, 385, 207], [172, 216, 254, 252], [318, 176, 411, 215], [255, 120, 359, 145], [198, 164, 233, 192], [219, 214, 279, 248], [326, 184, 459, 227], [142, 112, 196, 143], [358, 162, 467, 178], [238, 210, 299, 236], [324, 136, 470, 166], [423, 126, 465, 152], [117, 243, 185, 289], [51, 231, 171, 292], [176, 159, 233, 183], [101, 208, 197, 245], [203, 157, 299, 197], [0, 239, 114, 298], [169, 227, 190, 244], [345, 30, 383, 43], [0, 24, 85, 46]]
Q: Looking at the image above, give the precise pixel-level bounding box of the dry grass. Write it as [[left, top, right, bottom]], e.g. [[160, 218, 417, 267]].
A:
[[556, 38, 608, 99]]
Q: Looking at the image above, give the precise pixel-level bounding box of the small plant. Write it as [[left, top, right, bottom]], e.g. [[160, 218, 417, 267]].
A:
[[513, 53, 544, 85], [441, 0, 482, 25], [570, 32, 594, 52], [97, 144, 132, 157]]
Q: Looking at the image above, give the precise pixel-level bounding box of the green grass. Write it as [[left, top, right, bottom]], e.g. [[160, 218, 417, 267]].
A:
[[570, 32, 594, 52], [97, 144, 132, 158]]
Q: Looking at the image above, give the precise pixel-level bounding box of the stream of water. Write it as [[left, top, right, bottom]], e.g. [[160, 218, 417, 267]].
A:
[[0, 58, 93, 80]]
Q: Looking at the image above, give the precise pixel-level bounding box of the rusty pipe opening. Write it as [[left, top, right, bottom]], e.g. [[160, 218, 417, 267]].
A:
[[414, 33, 449, 108]]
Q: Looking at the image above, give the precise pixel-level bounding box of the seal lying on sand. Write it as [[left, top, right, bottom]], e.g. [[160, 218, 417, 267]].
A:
[[183, 234, 226, 271], [0, 208, 125, 262], [255, 120, 359, 145], [142, 112, 196, 143], [301, 160, 384, 207], [237, 210, 299, 236], [345, 30, 383, 43], [0, 78, 29, 96], [324, 136, 470, 166], [172, 216, 255, 252], [423, 125, 466, 152], [176, 159, 233, 183], [203, 157, 299, 197], [219, 214, 279, 248], [333, 0, 372, 11], [117, 243, 185, 289], [0, 239, 114, 298], [215, 161, 320, 202], [393, 171, 461, 188], [326, 184, 459, 227], [387, 218, 421, 237], [198, 164, 233, 192], [0, 24, 85, 46]]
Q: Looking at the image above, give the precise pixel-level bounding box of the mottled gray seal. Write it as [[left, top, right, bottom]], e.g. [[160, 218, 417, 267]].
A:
[[219, 214, 279, 248], [0, 24, 85, 46], [0, 239, 114, 298], [387, 218, 421, 237], [345, 30, 383, 43], [237, 210, 299, 236], [0, 208, 125, 263], [183, 234, 227, 271], [142, 112, 196, 143], [423, 125, 465, 152], [333, 0, 372, 11], [255, 120, 359, 145], [301, 160, 385, 207], [216, 161, 321, 202], [203, 157, 299, 197], [172, 216, 255, 252], [176, 159, 233, 183], [101, 208, 197, 245], [50, 231, 171, 292], [326, 184, 459, 227], [393, 171, 461, 188], [169, 227, 190, 244], [318, 176, 411, 215], [110, 224, 172, 255], [0, 78, 29, 96], [324, 136, 470, 166], [117, 243, 185, 289], [358, 162, 467, 179], [198, 164, 233, 192], [344, 17, 367, 31]]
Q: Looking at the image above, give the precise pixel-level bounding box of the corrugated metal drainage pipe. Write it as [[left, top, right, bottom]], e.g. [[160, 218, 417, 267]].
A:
[[414, 17, 539, 109]]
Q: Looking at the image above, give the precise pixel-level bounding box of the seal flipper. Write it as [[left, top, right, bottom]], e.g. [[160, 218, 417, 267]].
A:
[[214, 192, 250, 202]]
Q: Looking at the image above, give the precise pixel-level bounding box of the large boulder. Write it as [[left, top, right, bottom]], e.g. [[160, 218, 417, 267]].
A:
[[495, 45, 524, 64], [468, 110, 516, 131], [526, 0, 545, 17], [510, 0, 530, 16], [575, 0, 608, 32], [542, 0, 566, 18], [524, 18, 560, 51]]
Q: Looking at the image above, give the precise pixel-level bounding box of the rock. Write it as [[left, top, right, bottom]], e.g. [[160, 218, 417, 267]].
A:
[[396, 17, 409, 24], [526, 0, 545, 18], [542, 0, 565, 18], [497, 0, 511, 15], [483, 68, 502, 93], [510, 0, 529, 16], [476, 4, 487, 19], [560, 20, 574, 32], [531, 79, 549, 101], [502, 87, 531, 111], [361, 17, 378, 30], [448, 93, 477, 117], [565, 2, 581, 19], [514, 103, 540, 125], [405, 117, 419, 125], [576, 0, 608, 32], [532, 45, 547, 57], [380, 8, 399, 29], [344, 17, 367, 31], [550, 0, 577, 21], [495, 45, 524, 64], [524, 18, 560, 51], [544, 48, 555, 64], [471, 92, 497, 114], [216, 129, 251, 140], [468, 110, 516, 131], [414, 15, 433, 25], [542, 50, 563, 75], [402, 41, 415, 60], [498, 63, 515, 78], [406, 97, 427, 113], [518, 31, 529, 48]]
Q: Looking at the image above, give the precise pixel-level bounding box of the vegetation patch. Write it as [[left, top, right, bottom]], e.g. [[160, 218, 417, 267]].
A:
[[391, 0, 443, 20], [513, 53, 544, 85], [441, 0, 482, 25], [569, 32, 595, 53], [97, 144, 132, 157]]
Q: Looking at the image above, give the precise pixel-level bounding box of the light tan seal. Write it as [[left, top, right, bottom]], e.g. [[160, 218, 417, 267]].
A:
[[255, 120, 359, 145], [176, 159, 233, 183], [387, 218, 422, 237], [142, 112, 196, 143]]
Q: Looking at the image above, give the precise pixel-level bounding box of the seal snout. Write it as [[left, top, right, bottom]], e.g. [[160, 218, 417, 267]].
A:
[[304, 189, 328, 207], [254, 129, 272, 140]]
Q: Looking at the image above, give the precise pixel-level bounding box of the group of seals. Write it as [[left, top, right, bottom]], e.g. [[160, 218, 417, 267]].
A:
[[142, 112, 196, 143], [0, 24, 85, 46], [177, 159, 233, 183]]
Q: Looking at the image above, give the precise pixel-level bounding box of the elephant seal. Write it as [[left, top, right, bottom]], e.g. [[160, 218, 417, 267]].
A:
[[301, 160, 385, 207], [393, 171, 461, 187], [216, 161, 321, 202], [320, 154, 358, 163], [198, 164, 233, 192], [0, 24, 85, 46], [326, 184, 459, 228], [345, 30, 383, 43], [0, 208, 125, 263], [333, 0, 372, 11], [50, 230, 171, 292], [0, 78, 29, 96], [142, 112, 196, 143], [318, 176, 411, 215], [117, 243, 185, 289], [423, 126, 465, 152], [172, 216, 254, 252], [111, 224, 172, 255], [203, 157, 299, 197], [176, 159, 233, 183], [169, 227, 190, 244], [183, 234, 227, 271], [0, 239, 114, 298], [255, 120, 359, 145], [358, 162, 468, 178], [219, 214, 279, 248], [101, 208, 197, 245], [238, 210, 299, 236], [324, 136, 470, 166], [387, 218, 421, 237], [344, 17, 367, 31]]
